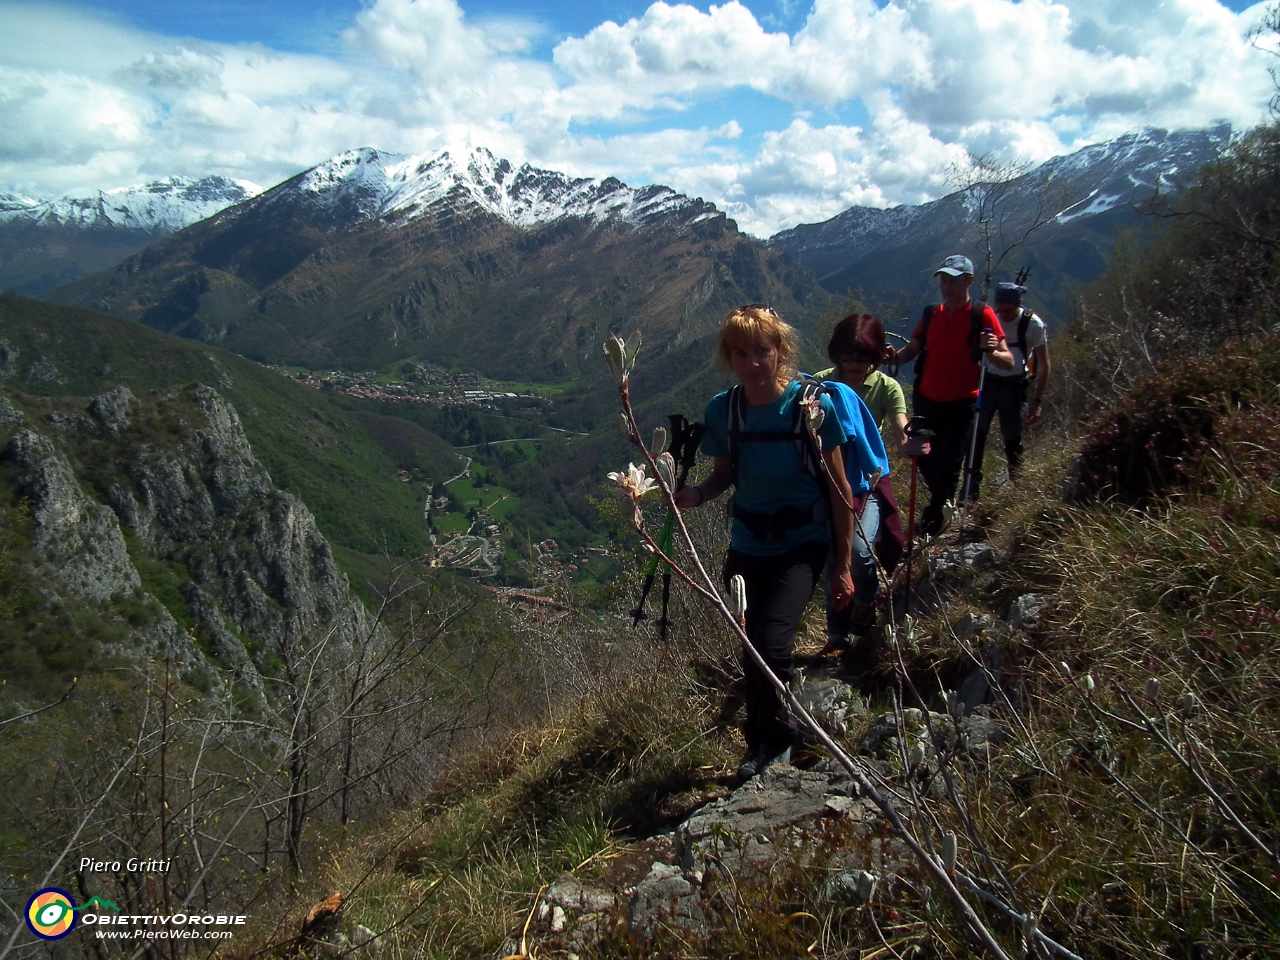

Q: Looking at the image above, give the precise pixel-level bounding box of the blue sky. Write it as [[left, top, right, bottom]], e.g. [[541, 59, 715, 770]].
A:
[[2, 0, 1275, 236]]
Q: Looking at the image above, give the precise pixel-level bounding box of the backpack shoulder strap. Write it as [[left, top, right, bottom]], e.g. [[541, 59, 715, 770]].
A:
[[968, 300, 988, 362], [793, 376, 826, 481], [919, 304, 935, 342], [727, 384, 745, 486], [914, 305, 936, 390], [1017, 307, 1032, 352]]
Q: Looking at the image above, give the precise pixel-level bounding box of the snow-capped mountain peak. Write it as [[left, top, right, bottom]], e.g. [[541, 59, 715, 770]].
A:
[[0, 176, 262, 232], [290, 146, 717, 230]]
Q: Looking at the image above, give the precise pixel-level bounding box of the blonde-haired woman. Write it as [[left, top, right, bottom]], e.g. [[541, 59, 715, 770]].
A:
[[675, 304, 854, 780]]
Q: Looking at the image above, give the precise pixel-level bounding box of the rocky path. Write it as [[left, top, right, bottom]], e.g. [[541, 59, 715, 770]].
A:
[[497, 529, 1052, 956]]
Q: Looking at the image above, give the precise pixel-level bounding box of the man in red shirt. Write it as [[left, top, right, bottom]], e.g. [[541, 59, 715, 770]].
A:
[[889, 255, 1014, 536]]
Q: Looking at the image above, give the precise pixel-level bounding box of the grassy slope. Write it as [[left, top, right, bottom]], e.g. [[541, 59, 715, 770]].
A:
[[0, 293, 460, 558], [233, 335, 1280, 959]]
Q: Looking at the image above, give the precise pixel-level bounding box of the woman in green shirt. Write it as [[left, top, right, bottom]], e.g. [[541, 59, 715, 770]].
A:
[[816, 313, 907, 633], [817, 314, 909, 451]]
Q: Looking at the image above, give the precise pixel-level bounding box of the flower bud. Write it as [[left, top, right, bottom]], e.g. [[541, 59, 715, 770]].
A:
[[1145, 678, 1160, 700], [855, 870, 877, 901], [941, 833, 957, 873], [655, 452, 677, 492], [1084, 674, 1095, 694], [602, 331, 642, 384], [651, 426, 668, 454], [729, 575, 747, 619], [1182, 692, 1196, 714]]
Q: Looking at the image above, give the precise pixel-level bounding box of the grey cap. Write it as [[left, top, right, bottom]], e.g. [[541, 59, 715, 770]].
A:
[[935, 255, 974, 277], [994, 282, 1026, 304]]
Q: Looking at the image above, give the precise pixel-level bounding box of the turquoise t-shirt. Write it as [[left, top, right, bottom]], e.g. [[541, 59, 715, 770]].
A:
[[701, 379, 847, 556]]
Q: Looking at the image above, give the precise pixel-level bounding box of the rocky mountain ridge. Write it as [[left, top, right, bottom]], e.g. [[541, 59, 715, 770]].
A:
[[767, 124, 1233, 323], [0, 175, 262, 233], [0, 381, 374, 695], [0, 176, 263, 295], [287, 147, 718, 233], [50, 149, 817, 386]]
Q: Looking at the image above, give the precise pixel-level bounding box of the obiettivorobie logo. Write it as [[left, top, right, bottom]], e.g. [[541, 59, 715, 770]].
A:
[[25, 890, 119, 940]]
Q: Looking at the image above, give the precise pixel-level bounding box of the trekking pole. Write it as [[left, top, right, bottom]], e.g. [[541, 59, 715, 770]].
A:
[[900, 417, 932, 617], [631, 416, 705, 638], [656, 417, 704, 640], [959, 327, 992, 515]]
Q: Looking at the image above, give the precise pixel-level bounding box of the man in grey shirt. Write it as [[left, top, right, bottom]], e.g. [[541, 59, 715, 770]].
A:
[[971, 282, 1051, 497]]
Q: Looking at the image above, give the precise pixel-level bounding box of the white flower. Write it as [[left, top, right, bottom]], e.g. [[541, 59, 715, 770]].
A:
[[799, 390, 825, 431], [654, 452, 676, 492], [607, 462, 657, 500], [603, 331, 642, 384], [729, 575, 747, 619], [651, 426, 668, 454]]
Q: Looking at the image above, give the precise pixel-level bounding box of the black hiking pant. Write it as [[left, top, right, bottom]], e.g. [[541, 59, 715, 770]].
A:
[[912, 392, 976, 536], [971, 375, 1028, 499], [724, 541, 827, 752]]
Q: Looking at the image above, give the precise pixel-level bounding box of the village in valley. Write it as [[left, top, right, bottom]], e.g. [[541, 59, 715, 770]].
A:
[[270, 361, 619, 584]]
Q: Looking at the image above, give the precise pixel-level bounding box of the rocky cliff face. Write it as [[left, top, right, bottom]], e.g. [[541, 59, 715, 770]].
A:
[[0, 382, 374, 693]]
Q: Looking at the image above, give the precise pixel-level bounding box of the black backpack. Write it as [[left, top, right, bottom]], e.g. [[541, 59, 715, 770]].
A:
[[1008, 307, 1035, 380], [724, 378, 829, 541], [912, 301, 987, 393], [726, 378, 826, 485]]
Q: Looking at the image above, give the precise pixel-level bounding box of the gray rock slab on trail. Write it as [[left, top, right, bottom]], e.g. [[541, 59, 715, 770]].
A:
[[953, 611, 994, 639], [544, 876, 619, 915], [862, 707, 1009, 765], [677, 763, 878, 877], [1009, 593, 1051, 629], [628, 862, 706, 939], [931, 543, 1005, 579], [955, 640, 1006, 714], [793, 673, 864, 735]]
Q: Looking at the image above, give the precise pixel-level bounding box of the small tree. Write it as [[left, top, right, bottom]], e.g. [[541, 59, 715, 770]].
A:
[[949, 152, 1078, 301]]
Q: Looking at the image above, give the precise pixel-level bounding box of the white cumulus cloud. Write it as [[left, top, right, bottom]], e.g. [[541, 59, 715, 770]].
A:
[[0, 0, 1273, 235]]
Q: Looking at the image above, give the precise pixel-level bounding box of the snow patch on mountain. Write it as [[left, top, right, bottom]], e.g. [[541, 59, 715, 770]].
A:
[[0, 177, 262, 232], [291, 147, 715, 230], [1057, 190, 1122, 223], [767, 124, 1232, 264]]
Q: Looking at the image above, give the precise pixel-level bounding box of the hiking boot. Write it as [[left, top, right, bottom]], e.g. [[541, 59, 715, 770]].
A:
[[758, 743, 792, 774], [736, 745, 764, 781], [850, 603, 876, 636], [820, 635, 852, 656], [918, 505, 943, 538], [841, 637, 881, 681]]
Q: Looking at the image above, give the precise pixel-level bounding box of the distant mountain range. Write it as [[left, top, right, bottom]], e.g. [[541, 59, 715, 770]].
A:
[[768, 125, 1232, 328], [0, 176, 261, 294], [49, 147, 819, 397]]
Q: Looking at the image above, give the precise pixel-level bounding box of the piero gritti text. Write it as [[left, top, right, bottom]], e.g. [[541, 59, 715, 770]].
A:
[[79, 857, 172, 874]]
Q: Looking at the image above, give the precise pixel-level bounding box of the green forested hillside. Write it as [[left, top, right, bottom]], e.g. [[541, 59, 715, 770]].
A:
[[0, 293, 460, 557]]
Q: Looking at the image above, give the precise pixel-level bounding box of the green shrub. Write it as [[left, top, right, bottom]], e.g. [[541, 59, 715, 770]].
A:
[[1074, 334, 1280, 509]]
